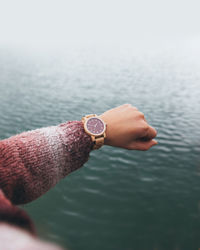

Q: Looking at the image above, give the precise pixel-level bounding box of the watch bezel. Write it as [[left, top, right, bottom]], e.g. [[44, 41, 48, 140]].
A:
[[84, 116, 106, 136]]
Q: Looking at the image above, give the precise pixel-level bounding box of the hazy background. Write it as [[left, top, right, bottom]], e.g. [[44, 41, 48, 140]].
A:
[[0, 1, 200, 250], [0, 0, 200, 48]]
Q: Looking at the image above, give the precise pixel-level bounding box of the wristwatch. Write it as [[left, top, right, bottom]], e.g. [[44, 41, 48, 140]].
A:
[[82, 114, 106, 150]]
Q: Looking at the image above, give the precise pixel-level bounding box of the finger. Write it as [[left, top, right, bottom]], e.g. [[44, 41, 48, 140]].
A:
[[132, 139, 158, 151], [137, 121, 157, 139], [142, 125, 157, 140], [147, 126, 157, 139]]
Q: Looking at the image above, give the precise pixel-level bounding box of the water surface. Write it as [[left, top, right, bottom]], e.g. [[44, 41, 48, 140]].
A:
[[0, 44, 200, 250]]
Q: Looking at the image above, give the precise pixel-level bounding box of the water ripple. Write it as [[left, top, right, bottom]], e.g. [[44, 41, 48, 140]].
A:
[[0, 47, 200, 250]]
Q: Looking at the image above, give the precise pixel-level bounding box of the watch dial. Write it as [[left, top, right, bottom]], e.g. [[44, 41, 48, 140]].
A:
[[86, 117, 104, 135]]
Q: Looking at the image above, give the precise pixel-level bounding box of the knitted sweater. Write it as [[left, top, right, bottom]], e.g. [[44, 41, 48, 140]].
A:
[[0, 120, 94, 249]]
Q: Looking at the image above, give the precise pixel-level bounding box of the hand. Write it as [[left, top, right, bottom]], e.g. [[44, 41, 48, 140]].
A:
[[99, 104, 157, 150]]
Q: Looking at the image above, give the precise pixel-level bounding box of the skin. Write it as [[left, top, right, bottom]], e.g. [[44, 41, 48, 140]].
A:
[[99, 104, 157, 151]]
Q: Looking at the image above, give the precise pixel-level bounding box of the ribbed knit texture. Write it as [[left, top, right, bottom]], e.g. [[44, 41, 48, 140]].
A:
[[0, 121, 94, 205]]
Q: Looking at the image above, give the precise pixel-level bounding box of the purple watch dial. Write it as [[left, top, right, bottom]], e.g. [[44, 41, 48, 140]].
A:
[[86, 117, 105, 135]]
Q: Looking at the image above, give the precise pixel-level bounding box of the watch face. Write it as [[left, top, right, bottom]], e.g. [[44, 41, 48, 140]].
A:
[[86, 117, 105, 135]]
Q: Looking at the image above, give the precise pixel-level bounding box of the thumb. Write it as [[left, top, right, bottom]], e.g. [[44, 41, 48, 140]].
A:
[[130, 139, 158, 151]]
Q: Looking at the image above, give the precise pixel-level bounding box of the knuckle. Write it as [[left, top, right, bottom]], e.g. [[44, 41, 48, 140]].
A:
[[123, 103, 132, 107], [142, 123, 149, 132], [129, 107, 138, 115], [132, 106, 138, 110], [138, 111, 145, 118], [124, 104, 138, 111]]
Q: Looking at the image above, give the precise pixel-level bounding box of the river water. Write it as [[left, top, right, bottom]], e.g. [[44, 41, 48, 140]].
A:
[[0, 43, 200, 250]]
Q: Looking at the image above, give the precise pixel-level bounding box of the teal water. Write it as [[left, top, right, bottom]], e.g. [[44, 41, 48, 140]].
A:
[[0, 45, 200, 250]]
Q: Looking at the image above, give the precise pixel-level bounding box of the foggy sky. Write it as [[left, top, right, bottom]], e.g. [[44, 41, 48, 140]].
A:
[[0, 0, 199, 47]]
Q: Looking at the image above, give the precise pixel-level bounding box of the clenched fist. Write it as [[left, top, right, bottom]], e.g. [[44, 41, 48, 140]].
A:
[[100, 104, 157, 150]]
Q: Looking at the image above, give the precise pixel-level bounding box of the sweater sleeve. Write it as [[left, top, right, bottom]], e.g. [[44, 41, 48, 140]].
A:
[[0, 189, 35, 235], [0, 121, 94, 205]]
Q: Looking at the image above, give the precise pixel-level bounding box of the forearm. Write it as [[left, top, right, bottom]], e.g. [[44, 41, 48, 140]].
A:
[[0, 121, 93, 205]]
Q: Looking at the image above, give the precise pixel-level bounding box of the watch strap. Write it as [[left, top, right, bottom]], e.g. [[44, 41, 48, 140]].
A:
[[91, 134, 105, 149]]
